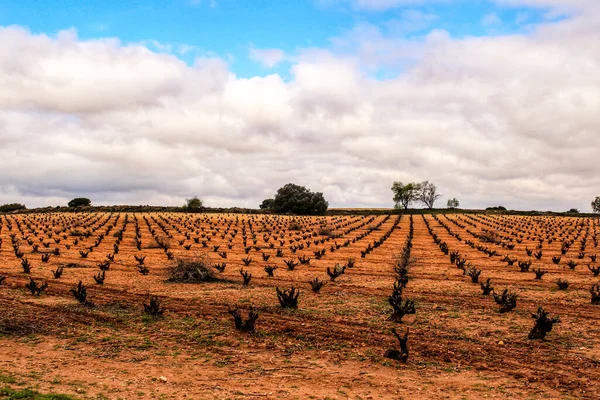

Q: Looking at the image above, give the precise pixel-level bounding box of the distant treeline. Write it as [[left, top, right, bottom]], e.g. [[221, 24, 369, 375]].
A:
[[0, 204, 596, 218], [0, 203, 27, 212]]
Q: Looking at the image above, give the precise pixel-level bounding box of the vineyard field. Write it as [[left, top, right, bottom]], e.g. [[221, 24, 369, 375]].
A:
[[1, 212, 599, 399]]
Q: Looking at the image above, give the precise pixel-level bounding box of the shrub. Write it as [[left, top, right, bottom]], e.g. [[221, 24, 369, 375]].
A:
[[241, 256, 253, 266], [552, 256, 561, 264], [240, 268, 252, 285], [493, 289, 517, 313], [25, 278, 47, 296], [21, 258, 31, 274], [466, 267, 481, 283], [389, 292, 415, 323], [518, 260, 532, 272], [318, 227, 333, 237], [144, 296, 164, 317], [533, 268, 547, 280], [93, 270, 106, 284], [70, 281, 93, 306], [326, 264, 345, 281], [480, 278, 493, 295], [384, 328, 409, 362], [284, 259, 298, 270], [52, 266, 64, 279], [98, 260, 110, 271], [276, 286, 300, 309], [528, 307, 559, 340], [309, 277, 325, 293], [264, 265, 277, 277], [556, 279, 569, 290], [591, 283, 600, 304], [229, 308, 259, 333], [167, 255, 220, 283], [214, 262, 226, 272], [298, 255, 310, 265]]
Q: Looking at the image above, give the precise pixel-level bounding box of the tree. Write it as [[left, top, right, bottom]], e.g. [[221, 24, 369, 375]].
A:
[[185, 196, 203, 211], [391, 182, 421, 210], [486, 206, 507, 211], [418, 181, 441, 209], [260, 198, 275, 210], [447, 198, 460, 209], [592, 197, 600, 213], [272, 183, 328, 215], [68, 198, 91, 207]]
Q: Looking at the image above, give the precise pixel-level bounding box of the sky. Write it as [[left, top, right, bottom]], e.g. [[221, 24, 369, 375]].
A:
[[0, 0, 598, 211]]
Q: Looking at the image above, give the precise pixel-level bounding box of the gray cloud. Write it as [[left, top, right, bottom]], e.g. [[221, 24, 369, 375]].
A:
[[0, 6, 599, 212]]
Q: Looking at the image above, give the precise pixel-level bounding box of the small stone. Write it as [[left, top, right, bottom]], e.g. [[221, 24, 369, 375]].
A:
[[498, 340, 505, 345], [159, 376, 168, 383]]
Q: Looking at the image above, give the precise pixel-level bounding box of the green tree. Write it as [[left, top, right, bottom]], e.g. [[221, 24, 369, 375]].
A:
[[260, 198, 275, 210], [67, 198, 91, 207], [272, 183, 328, 215], [185, 196, 203, 211], [592, 197, 600, 213], [447, 198, 460, 209], [391, 182, 421, 210]]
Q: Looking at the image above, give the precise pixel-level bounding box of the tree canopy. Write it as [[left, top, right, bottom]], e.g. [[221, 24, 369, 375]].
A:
[[392, 181, 442, 209], [185, 196, 203, 211], [419, 181, 442, 209], [259, 198, 275, 210], [67, 198, 91, 207], [592, 197, 600, 213], [391, 182, 421, 209], [447, 198, 460, 209], [269, 183, 328, 215]]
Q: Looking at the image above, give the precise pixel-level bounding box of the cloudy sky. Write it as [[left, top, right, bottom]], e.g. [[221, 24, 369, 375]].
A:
[[0, 0, 598, 211]]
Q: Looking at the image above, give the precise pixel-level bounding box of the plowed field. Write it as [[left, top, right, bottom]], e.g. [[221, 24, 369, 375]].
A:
[[1, 212, 599, 399]]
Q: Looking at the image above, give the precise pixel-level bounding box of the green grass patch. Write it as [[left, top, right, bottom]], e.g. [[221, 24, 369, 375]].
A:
[[0, 386, 77, 400]]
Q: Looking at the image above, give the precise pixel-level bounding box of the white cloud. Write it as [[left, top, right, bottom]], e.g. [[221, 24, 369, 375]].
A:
[[248, 47, 286, 68], [1, 11, 600, 211]]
